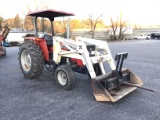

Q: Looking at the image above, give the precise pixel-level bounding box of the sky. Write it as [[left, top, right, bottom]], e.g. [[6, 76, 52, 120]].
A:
[[0, 0, 160, 26]]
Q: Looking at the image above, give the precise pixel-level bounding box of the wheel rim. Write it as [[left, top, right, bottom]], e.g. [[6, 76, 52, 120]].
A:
[[57, 71, 67, 86], [21, 50, 31, 71]]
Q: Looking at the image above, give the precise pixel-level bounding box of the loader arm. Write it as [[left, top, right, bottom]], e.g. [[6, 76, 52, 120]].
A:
[[53, 37, 116, 78], [0, 26, 10, 42]]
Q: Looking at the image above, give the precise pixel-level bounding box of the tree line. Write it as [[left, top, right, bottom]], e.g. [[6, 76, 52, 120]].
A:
[[0, 14, 105, 33], [0, 0, 143, 41], [0, 13, 141, 41]]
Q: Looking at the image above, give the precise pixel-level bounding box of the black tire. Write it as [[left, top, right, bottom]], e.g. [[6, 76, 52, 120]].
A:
[[18, 41, 44, 79], [2, 46, 6, 56], [55, 65, 75, 90]]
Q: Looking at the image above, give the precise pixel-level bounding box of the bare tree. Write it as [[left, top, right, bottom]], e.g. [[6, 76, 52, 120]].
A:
[[118, 11, 128, 40], [24, 0, 38, 30], [57, 17, 67, 36], [70, 19, 80, 31], [133, 24, 138, 29], [86, 12, 102, 39], [56, 18, 80, 37], [39, 0, 48, 32], [24, 0, 49, 32], [110, 16, 118, 40], [109, 10, 128, 41], [24, 0, 39, 12]]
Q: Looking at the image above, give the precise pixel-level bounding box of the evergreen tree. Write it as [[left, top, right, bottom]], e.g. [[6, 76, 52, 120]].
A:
[[14, 14, 21, 28]]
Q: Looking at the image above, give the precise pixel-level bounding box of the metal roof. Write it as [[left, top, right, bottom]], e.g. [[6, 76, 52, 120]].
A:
[[27, 9, 75, 20]]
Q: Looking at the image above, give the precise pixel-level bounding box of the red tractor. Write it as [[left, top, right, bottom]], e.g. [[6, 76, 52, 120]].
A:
[[0, 26, 10, 56], [19, 9, 75, 89], [19, 9, 153, 102]]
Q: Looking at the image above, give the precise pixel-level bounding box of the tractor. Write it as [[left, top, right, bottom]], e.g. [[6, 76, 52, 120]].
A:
[[19, 9, 153, 102], [0, 26, 10, 56]]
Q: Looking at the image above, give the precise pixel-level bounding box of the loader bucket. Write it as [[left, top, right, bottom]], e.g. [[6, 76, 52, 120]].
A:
[[92, 68, 143, 102]]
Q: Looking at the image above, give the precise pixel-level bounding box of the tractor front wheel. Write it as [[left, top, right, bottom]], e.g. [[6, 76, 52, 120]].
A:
[[18, 41, 44, 79], [55, 65, 75, 90]]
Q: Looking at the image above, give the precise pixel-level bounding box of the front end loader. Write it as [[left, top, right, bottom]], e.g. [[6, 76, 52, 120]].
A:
[[18, 9, 153, 102], [53, 37, 153, 102], [0, 26, 10, 56]]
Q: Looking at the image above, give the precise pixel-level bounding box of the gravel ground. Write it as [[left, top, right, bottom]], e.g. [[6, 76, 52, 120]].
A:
[[0, 40, 160, 120]]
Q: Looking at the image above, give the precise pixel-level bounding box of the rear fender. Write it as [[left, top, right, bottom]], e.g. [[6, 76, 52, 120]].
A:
[[24, 37, 49, 61]]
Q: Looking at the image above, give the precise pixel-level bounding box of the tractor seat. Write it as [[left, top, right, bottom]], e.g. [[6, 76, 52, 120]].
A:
[[40, 34, 53, 47]]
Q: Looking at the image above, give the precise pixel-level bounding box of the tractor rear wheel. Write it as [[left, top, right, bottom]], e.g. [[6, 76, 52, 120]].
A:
[[55, 65, 75, 90], [18, 41, 44, 79]]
